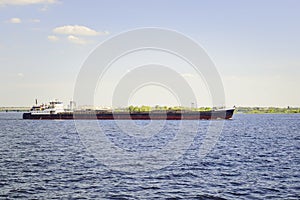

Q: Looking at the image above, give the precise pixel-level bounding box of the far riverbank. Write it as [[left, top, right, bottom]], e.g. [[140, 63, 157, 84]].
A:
[[236, 107, 300, 114]]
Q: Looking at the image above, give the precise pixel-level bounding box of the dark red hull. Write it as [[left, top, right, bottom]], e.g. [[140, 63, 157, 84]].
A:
[[23, 109, 234, 120]]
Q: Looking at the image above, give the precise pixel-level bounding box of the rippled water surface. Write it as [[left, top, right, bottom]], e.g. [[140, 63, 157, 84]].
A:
[[0, 113, 299, 199]]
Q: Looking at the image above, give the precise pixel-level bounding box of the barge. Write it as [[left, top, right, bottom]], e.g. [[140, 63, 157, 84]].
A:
[[23, 100, 235, 120]]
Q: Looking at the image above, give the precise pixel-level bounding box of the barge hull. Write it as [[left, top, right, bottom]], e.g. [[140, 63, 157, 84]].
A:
[[23, 109, 234, 120]]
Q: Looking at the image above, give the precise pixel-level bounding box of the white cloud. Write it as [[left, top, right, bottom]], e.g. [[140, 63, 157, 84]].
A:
[[67, 35, 89, 45], [6, 18, 41, 24], [8, 17, 21, 23], [0, 0, 58, 6], [47, 35, 59, 42], [53, 25, 108, 36]]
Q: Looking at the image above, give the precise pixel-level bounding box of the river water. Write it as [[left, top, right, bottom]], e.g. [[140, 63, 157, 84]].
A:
[[0, 113, 299, 199]]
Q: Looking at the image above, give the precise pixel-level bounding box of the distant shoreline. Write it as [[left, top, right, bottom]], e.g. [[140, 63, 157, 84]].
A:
[[1, 106, 300, 114], [0, 107, 30, 112], [235, 107, 300, 114]]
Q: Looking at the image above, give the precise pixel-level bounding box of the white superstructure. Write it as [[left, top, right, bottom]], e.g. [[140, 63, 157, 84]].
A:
[[30, 100, 65, 115]]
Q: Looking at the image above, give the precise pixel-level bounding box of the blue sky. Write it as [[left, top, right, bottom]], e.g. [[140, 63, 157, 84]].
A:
[[0, 0, 299, 107]]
